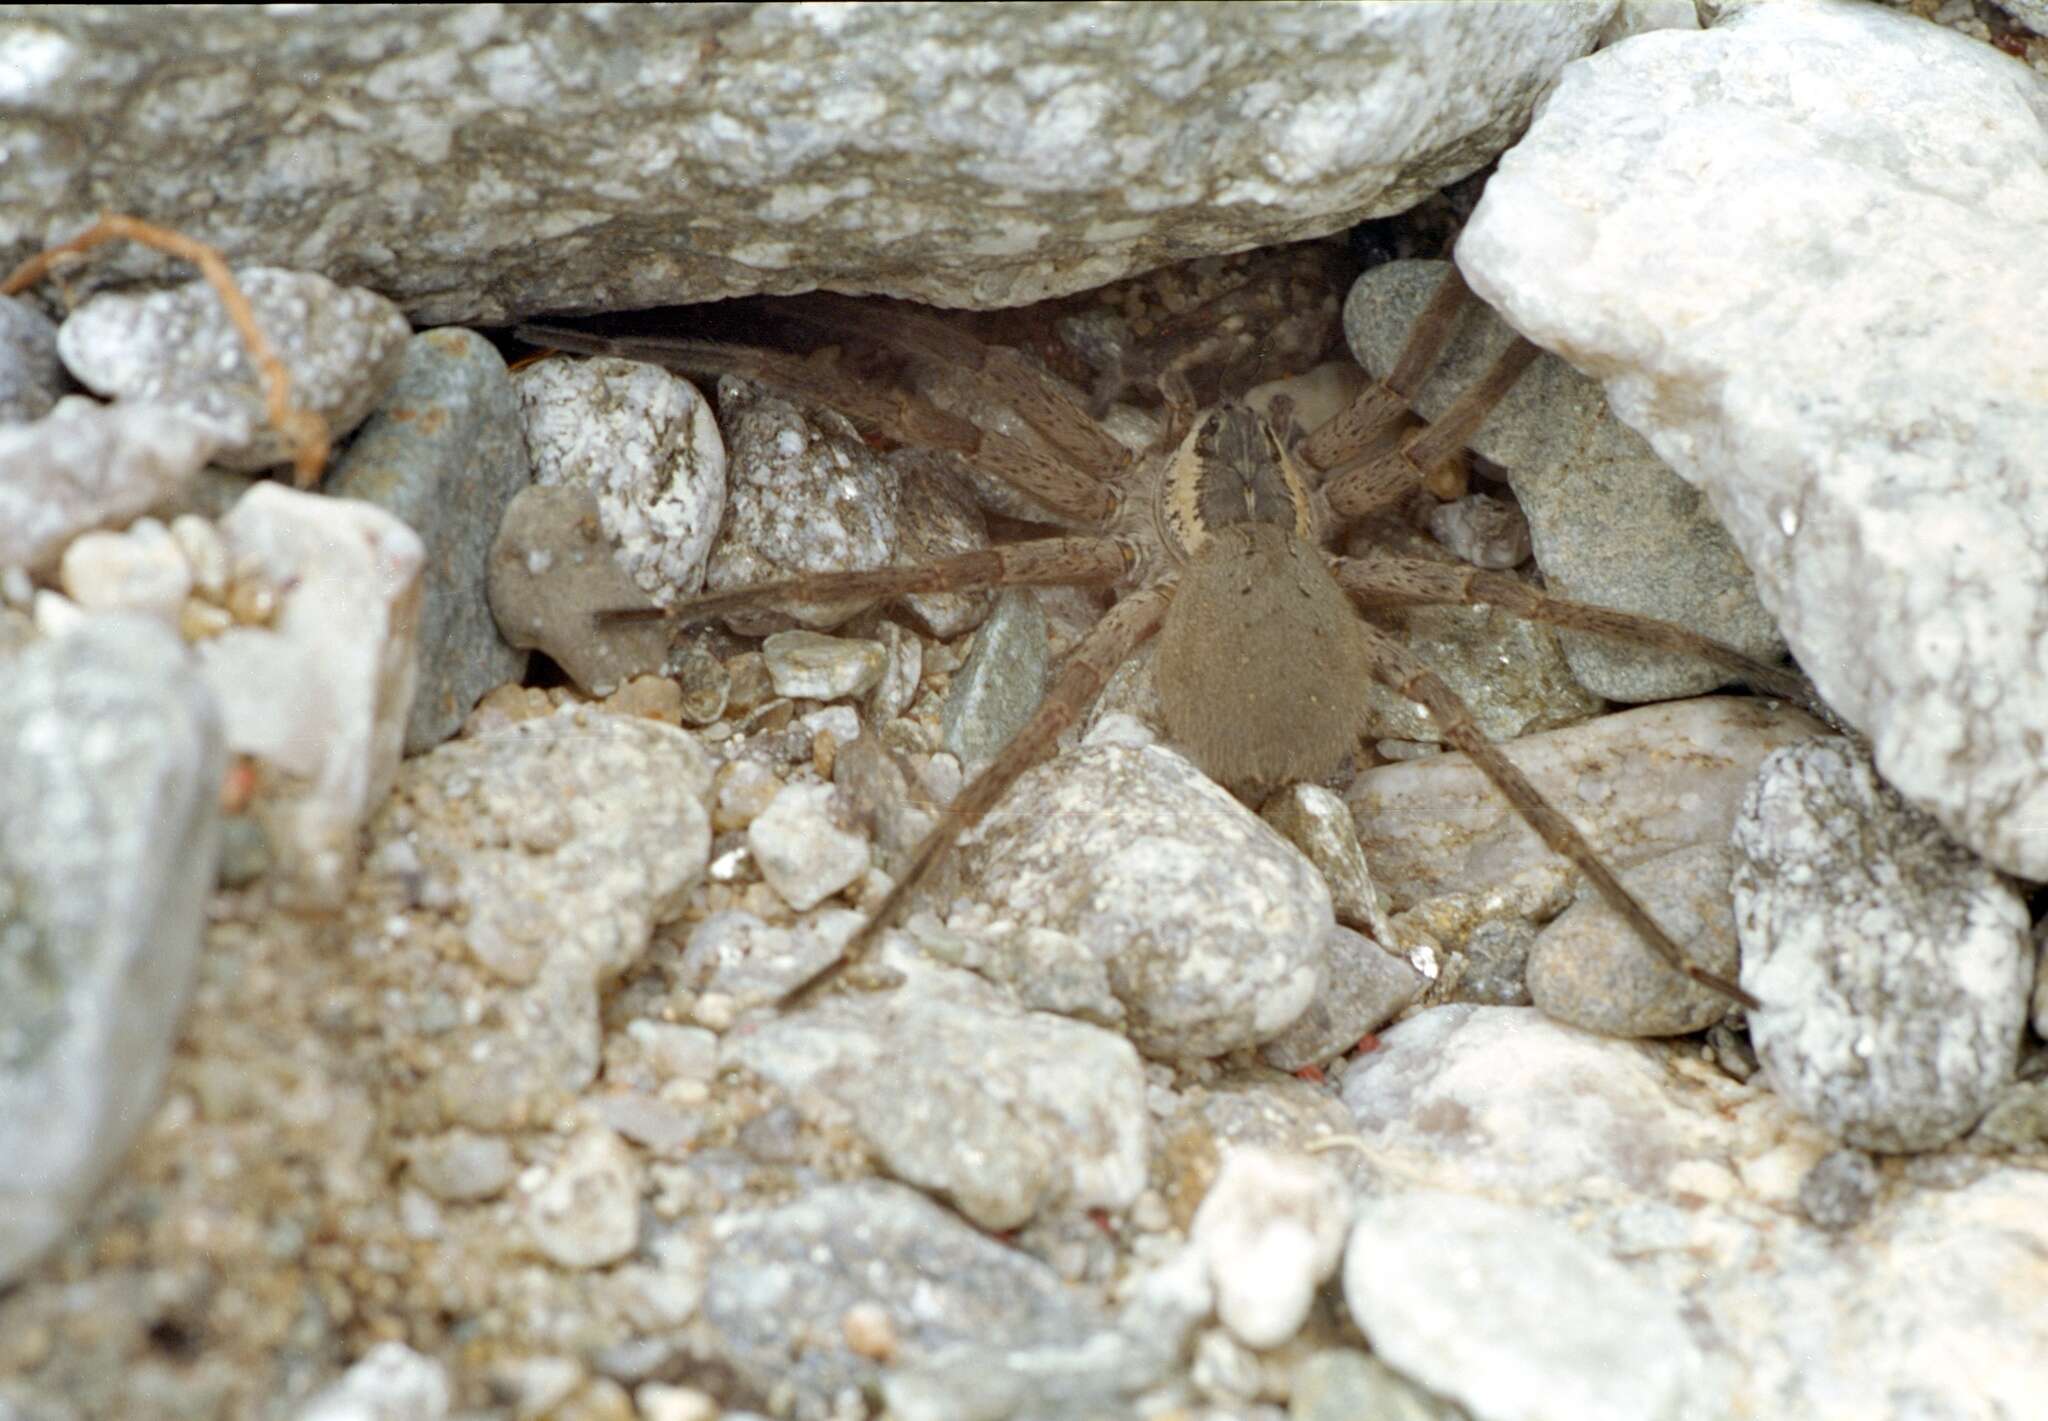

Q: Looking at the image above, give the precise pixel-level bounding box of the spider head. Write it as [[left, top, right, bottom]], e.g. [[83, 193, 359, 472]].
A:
[[1155, 404, 1321, 567]]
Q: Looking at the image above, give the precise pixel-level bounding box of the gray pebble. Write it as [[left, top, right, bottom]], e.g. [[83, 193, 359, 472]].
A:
[[1291, 1349, 1464, 1421], [1260, 782, 1393, 941], [678, 909, 856, 1010], [57, 266, 411, 472], [941, 588, 1048, 775], [1455, 917, 1536, 1007], [0, 295, 67, 424], [726, 967, 1146, 1230], [1527, 842, 1741, 1037], [701, 1180, 1115, 1410], [1424, 492, 1531, 570], [1259, 925, 1424, 1072], [1798, 1148, 1880, 1231], [1734, 738, 2029, 1150], [328, 328, 531, 751]]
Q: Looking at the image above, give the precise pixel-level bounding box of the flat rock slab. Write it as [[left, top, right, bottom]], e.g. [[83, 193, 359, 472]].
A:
[[1457, 1, 2048, 879], [0, 5, 1614, 322]]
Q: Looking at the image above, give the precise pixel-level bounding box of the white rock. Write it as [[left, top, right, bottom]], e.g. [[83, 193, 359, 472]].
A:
[[1336, 1005, 2048, 1420], [0, 400, 222, 573], [1457, 1, 2048, 879], [1189, 1147, 1350, 1349], [525, 1125, 643, 1269], [949, 742, 1329, 1059], [58, 518, 192, 622], [199, 483, 424, 906], [1733, 738, 2029, 1151], [763, 629, 887, 701], [725, 965, 1148, 1231], [1347, 697, 1826, 911], [516, 355, 725, 604], [748, 782, 870, 912], [297, 1341, 451, 1421], [58, 266, 411, 472], [169, 513, 228, 599], [1344, 1192, 1702, 1421]]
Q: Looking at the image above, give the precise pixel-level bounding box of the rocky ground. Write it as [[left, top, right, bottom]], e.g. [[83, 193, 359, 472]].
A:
[[5, 4, 2048, 1420]]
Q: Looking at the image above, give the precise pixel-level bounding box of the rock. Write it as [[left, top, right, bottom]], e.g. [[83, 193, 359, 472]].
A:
[[1732, 738, 2028, 1151], [1290, 1349, 1457, 1421], [1260, 781, 1393, 940], [701, 1180, 1118, 1412], [1158, 1075, 1359, 1230], [1189, 1148, 1350, 1349], [1424, 492, 1531, 570], [1, 6, 1615, 323], [724, 967, 1147, 1230], [0, 399, 223, 573], [487, 482, 671, 696], [1258, 925, 1423, 1073], [515, 355, 726, 606], [1798, 1149, 1880, 1233], [0, 295, 65, 424], [886, 451, 995, 639], [364, 704, 710, 1128], [0, 617, 223, 1284], [56, 266, 410, 472], [198, 483, 423, 907], [1334, 1004, 2048, 1420], [405, 1130, 516, 1203], [1527, 842, 1741, 1038], [1352, 526, 1604, 743], [945, 743, 1328, 1058], [523, 1126, 643, 1269], [1343, 1192, 1703, 1421], [297, 1342, 452, 1421], [941, 589, 1048, 773], [326, 327, 532, 752], [677, 909, 858, 1012], [746, 782, 870, 913], [1347, 697, 1826, 912], [761, 629, 886, 701], [1346, 259, 1786, 703], [1456, 2, 2048, 877], [702, 378, 903, 635], [57, 516, 191, 623]]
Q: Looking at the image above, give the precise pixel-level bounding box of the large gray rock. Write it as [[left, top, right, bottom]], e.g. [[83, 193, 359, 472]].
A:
[[1457, 1, 2048, 879], [0, 5, 1615, 323], [0, 617, 224, 1284]]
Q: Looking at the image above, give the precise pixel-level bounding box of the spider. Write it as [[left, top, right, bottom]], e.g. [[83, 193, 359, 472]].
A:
[[519, 262, 1811, 1014]]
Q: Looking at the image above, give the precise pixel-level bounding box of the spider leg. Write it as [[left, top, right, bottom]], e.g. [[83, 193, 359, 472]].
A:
[[1332, 553, 1820, 710], [517, 323, 1118, 527], [1296, 266, 1539, 519], [782, 295, 1135, 484], [597, 536, 1132, 629], [1351, 617, 1761, 1011], [780, 583, 1174, 1008]]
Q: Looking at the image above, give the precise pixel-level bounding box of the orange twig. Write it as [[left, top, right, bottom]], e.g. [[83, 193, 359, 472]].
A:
[[2, 214, 331, 487]]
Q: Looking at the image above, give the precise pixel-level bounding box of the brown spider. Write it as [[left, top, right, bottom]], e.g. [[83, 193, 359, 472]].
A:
[[519, 264, 1810, 1014]]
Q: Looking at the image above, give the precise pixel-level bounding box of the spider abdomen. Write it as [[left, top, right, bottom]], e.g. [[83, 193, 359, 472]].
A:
[[1153, 521, 1376, 797]]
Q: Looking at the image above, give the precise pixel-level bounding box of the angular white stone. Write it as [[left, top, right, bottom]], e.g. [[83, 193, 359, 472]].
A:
[[1190, 1147, 1350, 1350], [524, 1125, 643, 1269], [1457, 2, 2048, 877], [748, 782, 870, 913], [200, 483, 424, 906]]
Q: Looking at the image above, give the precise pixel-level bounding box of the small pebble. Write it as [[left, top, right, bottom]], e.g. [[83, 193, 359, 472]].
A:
[[746, 782, 870, 912], [1799, 1148, 1881, 1231], [841, 1301, 899, 1361], [524, 1126, 643, 1268], [1190, 1147, 1350, 1349], [763, 629, 887, 701]]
